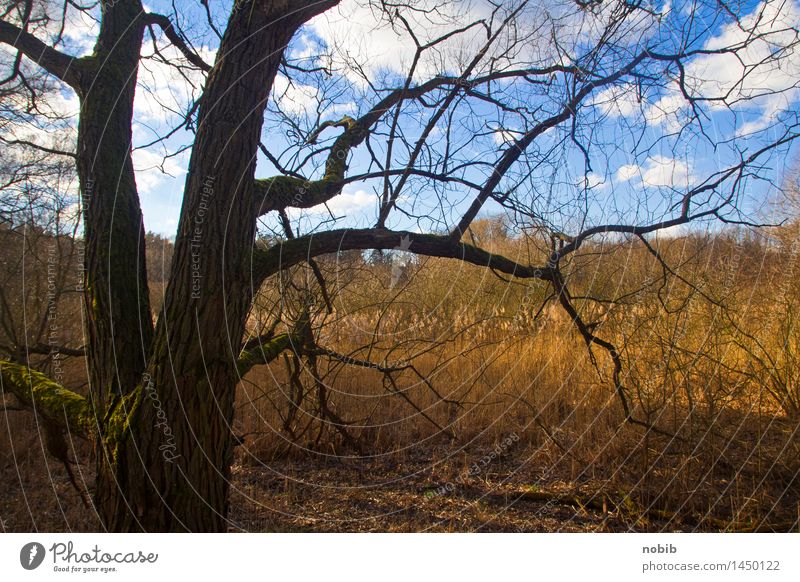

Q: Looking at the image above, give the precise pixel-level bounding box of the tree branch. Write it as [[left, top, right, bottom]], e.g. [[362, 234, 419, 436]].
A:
[[254, 64, 583, 217], [24, 343, 87, 358], [449, 50, 653, 241], [0, 360, 93, 439], [237, 332, 300, 376], [145, 13, 212, 73], [252, 228, 551, 287], [0, 19, 83, 88]]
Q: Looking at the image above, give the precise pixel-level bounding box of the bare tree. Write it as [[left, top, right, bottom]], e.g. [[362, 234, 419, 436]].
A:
[[0, 0, 798, 531]]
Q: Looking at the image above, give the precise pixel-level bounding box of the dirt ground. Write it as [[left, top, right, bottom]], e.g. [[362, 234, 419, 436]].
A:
[[226, 449, 619, 532], [6, 433, 787, 533]]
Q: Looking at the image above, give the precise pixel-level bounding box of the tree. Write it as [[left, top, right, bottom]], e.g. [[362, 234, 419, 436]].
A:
[[1, 0, 798, 531]]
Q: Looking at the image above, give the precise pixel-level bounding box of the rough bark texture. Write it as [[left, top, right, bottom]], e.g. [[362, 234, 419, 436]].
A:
[[2, 0, 341, 532], [77, 0, 152, 408], [72, 0, 156, 530], [99, 0, 337, 532]]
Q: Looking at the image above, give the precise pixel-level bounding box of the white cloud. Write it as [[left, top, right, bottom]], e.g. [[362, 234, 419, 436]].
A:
[[271, 75, 320, 116], [288, 186, 376, 217], [60, 6, 99, 56], [0, 84, 79, 150], [322, 189, 377, 216], [643, 86, 689, 131], [594, 1, 800, 134], [616, 164, 639, 182], [641, 155, 692, 188], [686, 0, 800, 128], [595, 81, 689, 131], [307, 0, 508, 84], [134, 41, 214, 124], [577, 172, 608, 191], [326, 187, 375, 214], [653, 223, 688, 239], [616, 156, 692, 188], [594, 84, 642, 118], [133, 148, 187, 195], [492, 127, 520, 145]]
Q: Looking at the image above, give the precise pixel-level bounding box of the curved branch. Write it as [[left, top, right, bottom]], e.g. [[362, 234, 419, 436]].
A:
[[254, 64, 586, 217], [552, 126, 800, 262], [237, 332, 300, 376], [255, 116, 363, 214], [0, 137, 76, 159], [450, 50, 653, 241], [252, 228, 551, 286]]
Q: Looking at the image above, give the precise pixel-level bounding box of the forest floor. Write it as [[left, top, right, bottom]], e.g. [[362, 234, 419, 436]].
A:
[[0, 436, 719, 533], [227, 448, 621, 532], [3, 406, 798, 533]]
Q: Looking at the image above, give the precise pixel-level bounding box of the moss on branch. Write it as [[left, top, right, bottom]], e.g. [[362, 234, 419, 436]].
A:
[[237, 332, 298, 375], [255, 116, 364, 213], [101, 387, 142, 467], [0, 360, 95, 439]]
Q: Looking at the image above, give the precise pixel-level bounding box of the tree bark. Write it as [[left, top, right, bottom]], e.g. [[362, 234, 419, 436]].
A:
[[2, 0, 342, 532], [66, 1, 157, 529], [100, 0, 337, 532], [77, 1, 152, 409]]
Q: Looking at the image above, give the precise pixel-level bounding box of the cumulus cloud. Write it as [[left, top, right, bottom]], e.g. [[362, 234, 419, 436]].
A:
[[492, 127, 521, 145], [133, 148, 187, 195], [683, 0, 800, 130], [594, 1, 800, 134], [271, 75, 320, 116], [326, 187, 376, 214], [642, 156, 691, 187], [594, 80, 690, 132], [287, 186, 376, 218], [643, 85, 690, 131], [577, 172, 608, 191], [653, 223, 689, 239], [134, 41, 214, 125], [616, 156, 693, 188], [594, 84, 642, 118], [616, 164, 639, 182], [60, 6, 99, 56], [306, 0, 510, 84]]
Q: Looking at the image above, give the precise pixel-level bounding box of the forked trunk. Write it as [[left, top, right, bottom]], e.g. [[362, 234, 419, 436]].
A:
[[97, 1, 335, 531]]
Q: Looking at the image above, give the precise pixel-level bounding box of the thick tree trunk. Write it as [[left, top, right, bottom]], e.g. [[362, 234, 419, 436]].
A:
[[77, 0, 152, 407], [0, 0, 338, 532], [99, 1, 337, 532], [71, 1, 155, 528]]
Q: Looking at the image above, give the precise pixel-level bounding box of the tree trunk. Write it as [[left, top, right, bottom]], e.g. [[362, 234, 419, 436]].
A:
[[98, 0, 337, 532], [0, 0, 339, 532], [77, 0, 152, 407], [71, 1, 155, 528]]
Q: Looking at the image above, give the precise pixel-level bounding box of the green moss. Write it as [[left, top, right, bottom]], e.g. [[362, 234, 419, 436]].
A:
[[255, 116, 363, 212], [237, 333, 296, 375], [101, 387, 142, 467], [0, 360, 95, 438], [255, 175, 337, 212], [0, 360, 148, 470]]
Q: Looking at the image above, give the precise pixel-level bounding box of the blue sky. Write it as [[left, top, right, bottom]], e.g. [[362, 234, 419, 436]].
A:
[[8, 0, 798, 238]]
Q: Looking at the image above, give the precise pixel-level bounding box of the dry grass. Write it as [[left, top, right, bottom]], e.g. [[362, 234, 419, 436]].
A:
[[234, 314, 800, 531], [2, 227, 800, 531]]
